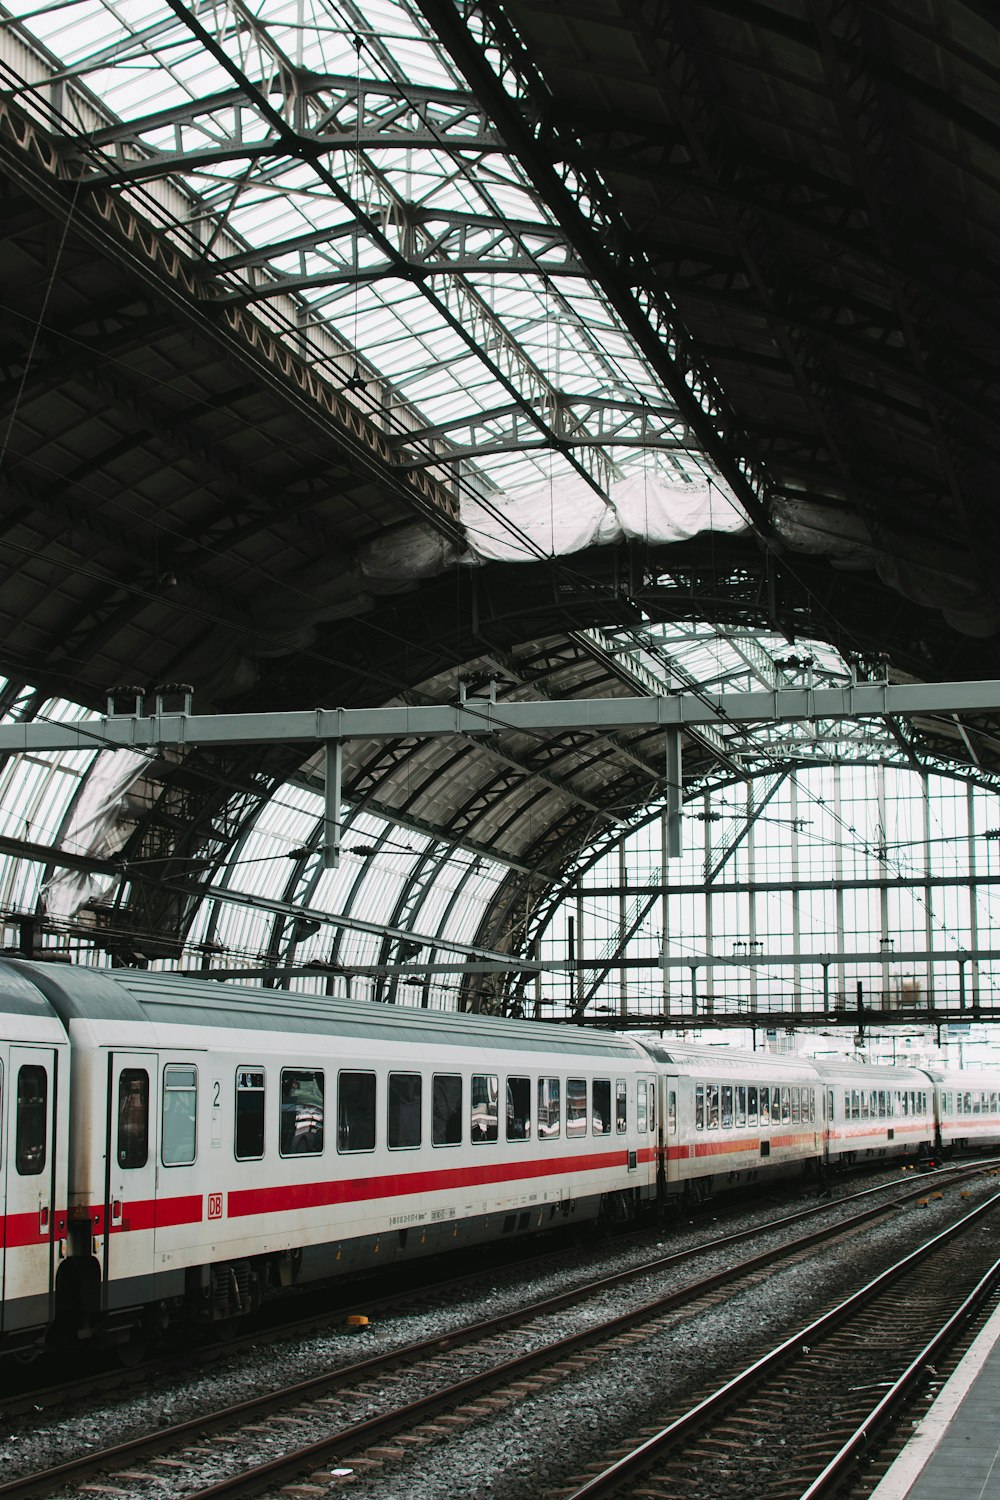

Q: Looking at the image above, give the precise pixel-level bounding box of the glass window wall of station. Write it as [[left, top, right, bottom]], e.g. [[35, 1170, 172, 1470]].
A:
[[535, 763, 1000, 1025]]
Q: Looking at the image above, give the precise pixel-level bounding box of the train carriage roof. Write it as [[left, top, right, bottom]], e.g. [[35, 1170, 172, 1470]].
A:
[[807, 1058, 933, 1086], [0, 965, 65, 1021], [4, 959, 644, 1060], [631, 1036, 821, 1080]]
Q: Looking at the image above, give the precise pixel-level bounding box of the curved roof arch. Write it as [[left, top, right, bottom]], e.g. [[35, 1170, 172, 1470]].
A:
[[1, 0, 1000, 994]]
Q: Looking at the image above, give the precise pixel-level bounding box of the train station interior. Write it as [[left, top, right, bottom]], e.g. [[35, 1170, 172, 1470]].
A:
[[0, 0, 998, 1061]]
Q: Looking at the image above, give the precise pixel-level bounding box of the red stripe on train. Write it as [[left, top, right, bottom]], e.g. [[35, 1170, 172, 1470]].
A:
[[62, 1146, 658, 1235], [227, 1147, 656, 1220]]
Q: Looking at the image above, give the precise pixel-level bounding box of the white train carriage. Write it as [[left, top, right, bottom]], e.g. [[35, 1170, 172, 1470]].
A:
[[810, 1057, 934, 1166], [9, 960, 659, 1337], [930, 1067, 1000, 1153], [0, 965, 70, 1348], [635, 1038, 823, 1199]]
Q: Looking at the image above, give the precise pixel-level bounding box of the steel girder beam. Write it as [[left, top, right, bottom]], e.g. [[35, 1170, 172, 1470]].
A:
[[390, 393, 692, 454], [392, 397, 695, 467], [8, 679, 1000, 753], [79, 76, 500, 174]]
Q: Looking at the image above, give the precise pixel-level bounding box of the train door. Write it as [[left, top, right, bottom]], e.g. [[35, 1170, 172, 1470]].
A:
[[665, 1074, 680, 1188], [824, 1088, 834, 1166], [103, 1053, 157, 1307], [2, 1046, 57, 1332]]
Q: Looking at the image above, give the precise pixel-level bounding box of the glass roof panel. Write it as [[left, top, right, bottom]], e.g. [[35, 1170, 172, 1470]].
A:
[[1, 0, 720, 499]]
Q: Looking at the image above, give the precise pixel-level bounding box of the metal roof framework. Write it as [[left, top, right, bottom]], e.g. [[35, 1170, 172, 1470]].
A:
[[1, 0, 1000, 1007]]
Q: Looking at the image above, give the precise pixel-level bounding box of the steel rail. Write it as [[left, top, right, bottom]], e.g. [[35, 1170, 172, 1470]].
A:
[[0, 1165, 986, 1500], [798, 1253, 1000, 1499], [562, 1190, 1000, 1500]]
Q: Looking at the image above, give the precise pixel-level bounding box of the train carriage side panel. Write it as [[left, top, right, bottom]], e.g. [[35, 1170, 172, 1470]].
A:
[[0, 966, 70, 1346], [928, 1067, 1000, 1153], [7, 960, 657, 1327], [810, 1059, 934, 1165], [634, 1038, 822, 1198]]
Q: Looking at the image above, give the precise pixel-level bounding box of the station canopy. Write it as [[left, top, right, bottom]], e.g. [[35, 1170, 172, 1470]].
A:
[[1, 0, 999, 1003]]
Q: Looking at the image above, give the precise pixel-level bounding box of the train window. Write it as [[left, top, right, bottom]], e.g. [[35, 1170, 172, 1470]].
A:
[[538, 1077, 561, 1138], [506, 1077, 531, 1141], [721, 1086, 733, 1128], [637, 1082, 648, 1134], [616, 1080, 627, 1134], [809, 1090, 816, 1124], [161, 1065, 197, 1167], [747, 1085, 758, 1126], [706, 1084, 720, 1130], [432, 1075, 462, 1146], [15, 1064, 46, 1176], [338, 1071, 375, 1152], [234, 1068, 265, 1161], [695, 1084, 705, 1131], [736, 1086, 747, 1128], [280, 1069, 325, 1156], [471, 1074, 499, 1143], [388, 1073, 421, 1150], [771, 1087, 781, 1123], [667, 1089, 676, 1134], [781, 1088, 791, 1125], [117, 1068, 149, 1170], [790, 1088, 800, 1124], [566, 1078, 588, 1138], [592, 1080, 612, 1135], [649, 1082, 656, 1132], [759, 1087, 769, 1126]]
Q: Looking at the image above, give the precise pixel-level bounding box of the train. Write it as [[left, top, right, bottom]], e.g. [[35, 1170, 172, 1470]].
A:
[[0, 955, 998, 1359]]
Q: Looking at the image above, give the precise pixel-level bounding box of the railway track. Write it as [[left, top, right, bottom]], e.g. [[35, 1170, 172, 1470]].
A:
[[558, 1193, 1000, 1500], [0, 1165, 995, 1500]]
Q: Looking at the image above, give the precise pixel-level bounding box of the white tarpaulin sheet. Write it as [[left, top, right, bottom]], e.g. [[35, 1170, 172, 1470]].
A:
[[461, 472, 748, 562]]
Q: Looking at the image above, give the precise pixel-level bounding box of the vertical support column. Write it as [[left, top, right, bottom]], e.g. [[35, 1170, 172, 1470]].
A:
[[323, 740, 343, 869], [619, 839, 628, 1018], [703, 792, 713, 1016], [746, 781, 759, 1013], [790, 770, 801, 1012], [660, 807, 670, 1015], [923, 772, 934, 1008], [877, 764, 890, 1005], [576, 884, 585, 1013], [664, 729, 682, 858], [834, 764, 845, 1008], [967, 782, 980, 1013]]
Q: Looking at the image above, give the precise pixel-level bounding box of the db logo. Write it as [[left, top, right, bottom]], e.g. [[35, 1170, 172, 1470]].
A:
[[207, 1193, 223, 1220]]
